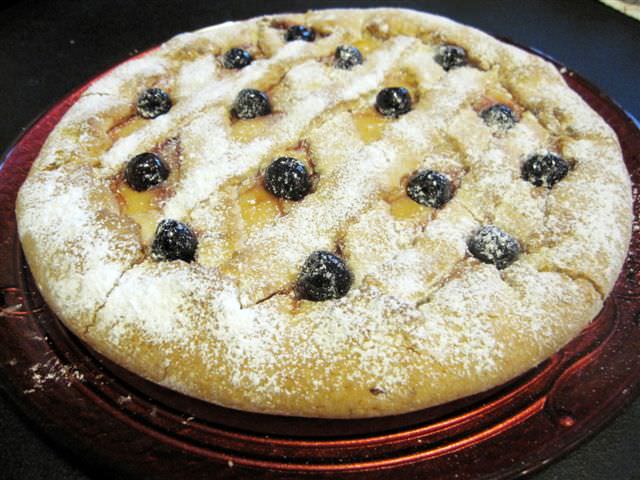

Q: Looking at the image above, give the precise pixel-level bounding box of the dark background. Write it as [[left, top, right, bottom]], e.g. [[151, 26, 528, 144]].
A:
[[1, 0, 639, 478]]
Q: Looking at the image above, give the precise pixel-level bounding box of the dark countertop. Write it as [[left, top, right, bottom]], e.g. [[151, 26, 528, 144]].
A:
[[1, 0, 639, 478]]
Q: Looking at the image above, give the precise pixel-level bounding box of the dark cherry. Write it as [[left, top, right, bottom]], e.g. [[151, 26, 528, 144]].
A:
[[521, 153, 570, 188], [136, 88, 172, 119], [406, 170, 453, 209], [124, 152, 170, 192], [222, 48, 253, 69], [264, 157, 311, 201], [468, 225, 520, 270], [375, 87, 412, 117], [334, 45, 363, 70], [285, 25, 316, 42], [435, 44, 467, 71], [296, 251, 353, 301], [480, 104, 518, 130], [231, 89, 271, 119], [151, 219, 198, 263]]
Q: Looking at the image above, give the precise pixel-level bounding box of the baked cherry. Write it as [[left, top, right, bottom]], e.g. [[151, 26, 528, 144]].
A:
[[521, 153, 570, 188], [285, 25, 316, 42], [124, 152, 170, 192], [151, 219, 198, 262], [334, 45, 363, 70], [296, 251, 353, 301], [406, 170, 453, 208], [222, 47, 253, 69], [137, 88, 172, 119], [468, 225, 520, 270], [375, 87, 412, 117], [231, 88, 271, 119], [480, 104, 517, 130], [435, 45, 467, 71], [264, 157, 311, 201]]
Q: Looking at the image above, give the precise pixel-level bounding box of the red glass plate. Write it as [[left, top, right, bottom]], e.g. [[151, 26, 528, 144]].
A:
[[1, 46, 640, 480]]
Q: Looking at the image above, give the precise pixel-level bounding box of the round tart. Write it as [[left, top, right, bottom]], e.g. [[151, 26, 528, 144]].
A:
[[15, 8, 633, 418]]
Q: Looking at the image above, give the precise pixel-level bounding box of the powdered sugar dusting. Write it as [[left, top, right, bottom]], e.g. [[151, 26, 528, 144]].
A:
[[16, 166, 141, 326], [17, 8, 632, 417]]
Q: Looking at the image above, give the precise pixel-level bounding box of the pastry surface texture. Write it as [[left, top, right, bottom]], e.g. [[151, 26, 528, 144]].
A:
[[16, 8, 633, 418]]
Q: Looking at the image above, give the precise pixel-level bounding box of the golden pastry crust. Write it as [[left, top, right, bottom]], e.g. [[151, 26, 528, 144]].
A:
[[16, 8, 632, 418], [599, 0, 640, 21]]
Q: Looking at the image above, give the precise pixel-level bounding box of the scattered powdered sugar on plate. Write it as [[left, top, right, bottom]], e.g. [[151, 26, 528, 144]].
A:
[[23, 358, 85, 394]]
